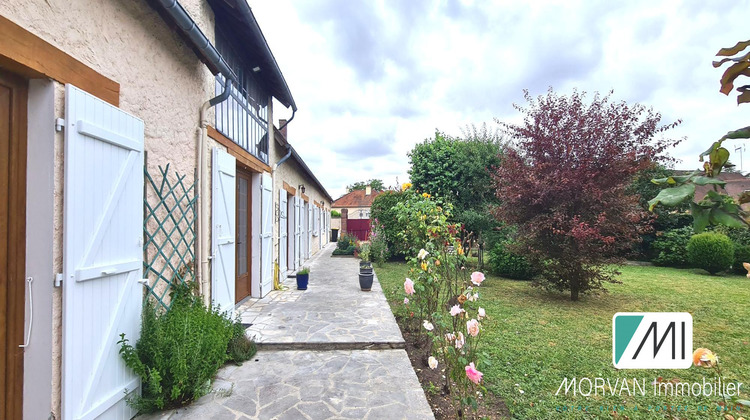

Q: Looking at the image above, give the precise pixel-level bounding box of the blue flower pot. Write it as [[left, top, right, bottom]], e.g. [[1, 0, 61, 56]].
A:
[[296, 273, 309, 290]]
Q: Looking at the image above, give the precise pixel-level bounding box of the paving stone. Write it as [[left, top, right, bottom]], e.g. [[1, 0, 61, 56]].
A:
[[296, 401, 335, 419], [135, 245, 432, 420]]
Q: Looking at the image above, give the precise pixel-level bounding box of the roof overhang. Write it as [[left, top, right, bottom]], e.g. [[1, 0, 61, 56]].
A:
[[207, 0, 297, 110]]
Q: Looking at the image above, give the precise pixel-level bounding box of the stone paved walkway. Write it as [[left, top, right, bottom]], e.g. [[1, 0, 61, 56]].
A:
[[138, 244, 434, 419], [237, 245, 404, 349]]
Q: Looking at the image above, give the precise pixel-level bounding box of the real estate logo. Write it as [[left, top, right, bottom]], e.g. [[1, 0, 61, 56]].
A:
[[613, 312, 693, 369]]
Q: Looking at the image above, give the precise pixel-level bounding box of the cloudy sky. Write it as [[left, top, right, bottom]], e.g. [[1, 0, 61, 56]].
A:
[[249, 0, 749, 200]]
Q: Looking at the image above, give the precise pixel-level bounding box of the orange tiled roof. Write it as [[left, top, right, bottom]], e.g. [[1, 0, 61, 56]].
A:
[[332, 189, 382, 208]]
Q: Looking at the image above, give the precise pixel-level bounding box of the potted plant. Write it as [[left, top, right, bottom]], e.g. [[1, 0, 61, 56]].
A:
[[358, 244, 374, 291], [359, 243, 373, 273], [296, 267, 309, 290]]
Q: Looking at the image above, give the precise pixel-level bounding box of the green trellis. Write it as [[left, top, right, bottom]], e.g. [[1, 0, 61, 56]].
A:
[[143, 164, 197, 310]]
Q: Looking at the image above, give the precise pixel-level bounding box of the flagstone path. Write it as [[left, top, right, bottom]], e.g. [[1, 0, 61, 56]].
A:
[[138, 244, 433, 420]]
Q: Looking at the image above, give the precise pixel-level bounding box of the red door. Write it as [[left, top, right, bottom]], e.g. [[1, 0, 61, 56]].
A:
[[347, 219, 371, 241]]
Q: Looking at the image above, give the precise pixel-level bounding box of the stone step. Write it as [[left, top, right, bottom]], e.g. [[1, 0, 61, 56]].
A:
[[256, 341, 405, 351]]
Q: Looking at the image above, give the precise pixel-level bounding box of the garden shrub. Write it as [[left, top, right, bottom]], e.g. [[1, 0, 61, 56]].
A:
[[337, 233, 357, 250], [651, 226, 693, 267], [370, 190, 409, 259], [118, 282, 241, 413], [488, 242, 535, 280], [395, 184, 489, 416], [227, 320, 257, 365], [332, 244, 357, 255], [732, 244, 750, 274], [686, 232, 734, 275], [369, 220, 389, 264]]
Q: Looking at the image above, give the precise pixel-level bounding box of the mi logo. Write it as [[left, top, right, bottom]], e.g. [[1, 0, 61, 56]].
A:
[[613, 312, 693, 369]]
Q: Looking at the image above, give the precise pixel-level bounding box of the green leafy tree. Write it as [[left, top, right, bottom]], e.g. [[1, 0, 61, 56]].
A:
[[346, 179, 384, 192], [650, 40, 750, 230], [408, 129, 503, 236]]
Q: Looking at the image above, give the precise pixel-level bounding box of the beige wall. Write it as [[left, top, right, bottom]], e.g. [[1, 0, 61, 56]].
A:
[[336, 206, 372, 219], [0, 0, 215, 417]]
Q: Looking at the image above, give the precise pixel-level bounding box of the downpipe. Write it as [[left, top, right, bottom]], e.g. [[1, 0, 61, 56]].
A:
[[197, 78, 232, 305]]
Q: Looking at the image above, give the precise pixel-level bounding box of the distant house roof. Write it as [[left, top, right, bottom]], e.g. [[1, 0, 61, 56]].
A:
[[694, 172, 750, 206], [332, 189, 382, 208]]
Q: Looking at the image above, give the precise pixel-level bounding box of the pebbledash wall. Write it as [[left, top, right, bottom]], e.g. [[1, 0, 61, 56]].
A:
[[3, 1, 220, 418]]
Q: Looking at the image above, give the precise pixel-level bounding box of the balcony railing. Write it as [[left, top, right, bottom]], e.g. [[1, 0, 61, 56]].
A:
[[214, 74, 269, 164]]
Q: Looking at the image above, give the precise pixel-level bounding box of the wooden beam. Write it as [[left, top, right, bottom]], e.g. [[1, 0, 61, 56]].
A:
[[0, 15, 120, 106], [208, 126, 271, 174], [301, 193, 309, 203], [282, 181, 296, 196]]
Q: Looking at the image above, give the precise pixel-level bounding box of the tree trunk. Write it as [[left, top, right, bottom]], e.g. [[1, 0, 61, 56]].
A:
[[570, 278, 580, 301]]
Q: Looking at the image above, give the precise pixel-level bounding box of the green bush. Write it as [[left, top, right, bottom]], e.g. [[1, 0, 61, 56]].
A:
[[118, 282, 240, 413], [370, 191, 409, 259], [369, 226, 389, 264], [488, 242, 536, 280], [332, 245, 356, 255], [227, 320, 257, 365], [732, 244, 750, 274], [337, 233, 357, 250], [331, 209, 341, 218], [651, 226, 693, 267], [686, 232, 734, 275]]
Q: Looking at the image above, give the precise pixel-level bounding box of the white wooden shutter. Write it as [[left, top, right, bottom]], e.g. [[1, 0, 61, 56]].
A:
[[260, 173, 273, 296], [279, 189, 287, 276], [62, 84, 144, 420], [211, 148, 236, 310], [307, 204, 313, 258], [294, 197, 301, 268]]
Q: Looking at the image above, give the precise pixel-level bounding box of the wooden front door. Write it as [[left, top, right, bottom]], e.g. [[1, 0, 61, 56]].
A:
[[235, 169, 252, 302], [0, 69, 27, 420]]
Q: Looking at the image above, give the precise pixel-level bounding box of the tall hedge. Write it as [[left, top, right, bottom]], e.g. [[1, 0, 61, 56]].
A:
[[370, 190, 408, 259]]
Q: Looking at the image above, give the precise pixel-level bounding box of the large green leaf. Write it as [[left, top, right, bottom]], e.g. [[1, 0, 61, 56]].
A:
[[650, 172, 698, 185], [690, 202, 711, 233], [709, 208, 748, 228], [709, 147, 730, 176], [691, 176, 726, 186], [648, 183, 695, 211], [721, 125, 750, 140]]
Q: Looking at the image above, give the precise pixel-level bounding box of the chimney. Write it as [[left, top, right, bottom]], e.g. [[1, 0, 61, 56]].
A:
[[279, 119, 288, 139], [365, 185, 372, 196]]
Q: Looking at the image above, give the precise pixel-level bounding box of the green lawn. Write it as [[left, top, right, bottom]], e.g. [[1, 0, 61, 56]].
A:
[[376, 263, 750, 419]]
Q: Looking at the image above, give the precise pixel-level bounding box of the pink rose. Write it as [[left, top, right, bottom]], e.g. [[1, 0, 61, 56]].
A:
[[467, 319, 480, 337], [470, 271, 485, 286], [450, 305, 464, 317], [478, 307, 486, 320], [404, 278, 415, 295], [404, 297, 409, 305], [465, 362, 483, 384]]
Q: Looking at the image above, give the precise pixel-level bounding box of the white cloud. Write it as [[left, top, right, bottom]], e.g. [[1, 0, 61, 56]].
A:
[[249, 0, 750, 199]]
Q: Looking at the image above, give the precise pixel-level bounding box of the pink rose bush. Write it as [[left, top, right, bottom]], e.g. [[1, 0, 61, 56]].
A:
[[395, 189, 488, 415]]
